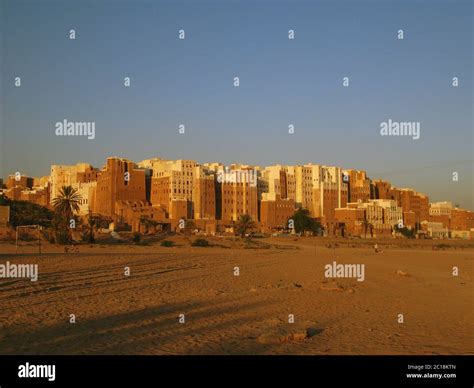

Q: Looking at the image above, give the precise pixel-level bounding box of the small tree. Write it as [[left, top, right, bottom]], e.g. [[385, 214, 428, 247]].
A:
[[192, 238, 209, 247], [236, 214, 256, 238], [132, 232, 141, 244], [289, 208, 322, 235], [84, 212, 99, 243], [51, 185, 82, 243], [394, 224, 415, 239], [52, 186, 82, 221]]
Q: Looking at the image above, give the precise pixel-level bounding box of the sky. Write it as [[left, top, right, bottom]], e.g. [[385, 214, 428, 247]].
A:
[[0, 0, 473, 208]]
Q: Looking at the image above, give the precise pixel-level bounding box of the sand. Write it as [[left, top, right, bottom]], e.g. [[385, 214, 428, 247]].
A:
[[0, 236, 472, 355]]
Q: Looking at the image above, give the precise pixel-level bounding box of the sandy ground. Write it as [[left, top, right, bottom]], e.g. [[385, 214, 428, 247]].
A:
[[0, 236, 473, 355]]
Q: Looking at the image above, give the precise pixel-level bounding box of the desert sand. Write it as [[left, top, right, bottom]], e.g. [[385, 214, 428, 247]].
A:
[[0, 236, 473, 355]]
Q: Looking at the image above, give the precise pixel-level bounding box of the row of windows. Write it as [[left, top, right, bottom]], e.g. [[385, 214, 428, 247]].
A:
[[172, 189, 193, 194], [223, 209, 255, 215], [171, 180, 192, 186], [223, 199, 251, 204]]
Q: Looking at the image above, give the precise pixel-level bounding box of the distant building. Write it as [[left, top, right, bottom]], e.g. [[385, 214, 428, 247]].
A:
[[335, 206, 365, 237], [20, 187, 50, 207], [170, 199, 188, 221], [259, 165, 296, 202], [371, 179, 393, 200], [429, 201, 453, 216], [450, 208, 474, 232], [219, 167, 258, 224], [33, 176, 50, 189], [403, 211, 416, 230], [149, 159, 197, 219], [50, 163, 98, 205], [310, 165, 347, 234], [421, 221, 449, 239], [343, 169, 371, 203], [192, 166, 216, 220], [260, 193, 295, 231], [395, 188, 429, 228], [75, 182, 97, 215], [6, 174, 33, 190], [292, 165, 314, 211], [94, 157, 146, 218], [4, 186, 23, 201], [336, 199, 402, 237], [428, 201, 452, 228], [115, 200, 167, 233], [450, 230, 471, 240], [49, 163, 98, 215]]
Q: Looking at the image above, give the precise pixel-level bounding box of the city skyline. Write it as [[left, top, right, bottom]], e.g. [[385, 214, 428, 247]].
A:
[[2, 153, 472, 211]]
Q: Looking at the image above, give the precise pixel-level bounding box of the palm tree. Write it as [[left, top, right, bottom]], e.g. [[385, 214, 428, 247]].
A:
[[52, 186, 82, 241], [52, 185, 82, 221], [236, 214, 256, 238]]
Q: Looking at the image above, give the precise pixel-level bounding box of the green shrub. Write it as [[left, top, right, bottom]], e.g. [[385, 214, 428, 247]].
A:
[[5, 198, 54, 228], [132, 232, 141, 244], [191, 238, 209, 247], [55, 230, 71, 245], [394, 225, 415, 239], [288, 208, 323, 235], [161, 240, 174, 247], [82, 231, 95, 243]]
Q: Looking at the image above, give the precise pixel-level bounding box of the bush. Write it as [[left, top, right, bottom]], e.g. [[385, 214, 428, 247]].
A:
[[289, 208, 323, 235], [132, 232, 141, 244], [55, 230, 72, 245], [394, 225, 415, 239], [5, 198, 54, 228], [434, 243, 451, 250], [82, 231, 95, 243], [160, 240, 174, 247], [191, 238, 209, 247]]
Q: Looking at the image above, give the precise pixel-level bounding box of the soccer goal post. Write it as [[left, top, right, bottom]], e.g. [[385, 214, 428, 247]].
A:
[[15, 225, 42, 254]]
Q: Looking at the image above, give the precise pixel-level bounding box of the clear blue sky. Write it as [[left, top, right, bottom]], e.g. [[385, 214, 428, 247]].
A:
[[1, 0, 473, 208]]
